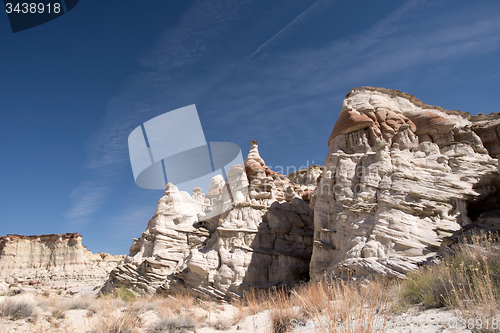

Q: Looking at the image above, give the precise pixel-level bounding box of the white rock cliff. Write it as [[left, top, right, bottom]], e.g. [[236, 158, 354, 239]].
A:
[[310, 87, 500, 279], [0, 233, 124, 294]]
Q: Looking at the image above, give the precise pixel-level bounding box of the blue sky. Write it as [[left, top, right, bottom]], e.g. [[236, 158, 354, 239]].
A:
[[1, 0, 499, 254]]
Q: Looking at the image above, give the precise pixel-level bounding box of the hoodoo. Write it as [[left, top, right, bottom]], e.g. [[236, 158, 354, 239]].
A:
[[105, 141, 318, 299], [310, 87, 500, 279]]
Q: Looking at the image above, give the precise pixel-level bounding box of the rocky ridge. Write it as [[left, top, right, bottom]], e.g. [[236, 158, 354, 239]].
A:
[[0, 233, 124, 294]]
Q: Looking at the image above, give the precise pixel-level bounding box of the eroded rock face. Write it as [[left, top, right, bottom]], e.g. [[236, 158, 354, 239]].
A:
[[0, 233, 124, 293], [105, 141, 314, 299], [311, 87, 500, 279], [288, 165, 324, 201], [166, 196, 313, 300], [470, 114, 500, 157], [105, 184, 209, 294]]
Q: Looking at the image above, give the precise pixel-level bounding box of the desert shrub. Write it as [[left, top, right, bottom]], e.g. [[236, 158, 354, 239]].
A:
[[113, 286, 136, 302], [67, 297, 93, 310], [398, 267, 450, 308], [89, 307, 142, 333], [396, 232, 500, 332], [148, 316, 196, 333], [398, 232, 500, 309], [1, 299, 36, 320]]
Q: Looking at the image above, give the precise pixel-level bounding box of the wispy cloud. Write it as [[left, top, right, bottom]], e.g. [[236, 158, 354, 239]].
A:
[[85, 0, 257, 172], [110, 204, 157, 236], [248, 0, 336, 59], [64, 182, 109, 221], [139, 0, 251, 70]]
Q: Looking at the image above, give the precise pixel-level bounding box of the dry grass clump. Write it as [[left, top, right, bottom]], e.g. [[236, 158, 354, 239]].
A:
[[209, 317, 233, 330], [89, 305, 143, 333], [51, 307, 66, 320], [397, 232, 500, 330], [66, 296, 94, 310], [153, 293, 198, 320], [237, 288, 270, 316], [268, 287, 305, 333], [146, 294, 202, 331], [38, 296, 95, 313], [237, 286, 289, 331], [236, 278, 391, 333], [0, 298, 36, 321], [147, 316, 196, 333], [292, 278, 391, 333]]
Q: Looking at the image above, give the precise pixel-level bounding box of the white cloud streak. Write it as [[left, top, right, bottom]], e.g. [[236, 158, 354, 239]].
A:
[[64, 182, 108, 221], [110, 204, 157, 237], [248, 0, 335, 59]]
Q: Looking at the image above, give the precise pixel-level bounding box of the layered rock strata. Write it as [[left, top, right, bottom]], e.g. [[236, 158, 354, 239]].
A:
[[288, 165, 324, 201], [470, 114, 500, 157], [311, 87, 500, 279], [105, 141, 314, 299], [105, 185, 211, 294], [0, 233, 124, 293]]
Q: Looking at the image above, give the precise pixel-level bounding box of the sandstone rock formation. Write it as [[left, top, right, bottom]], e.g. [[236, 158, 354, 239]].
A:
[[0, 233, 124, 294], [288, 165, 323, 201], [105, 141, 314, 300], [311, 87, 500, 279], [470, 114, 500, 157], [105, 184, 211, 294], [107, 86, 500, 295]]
